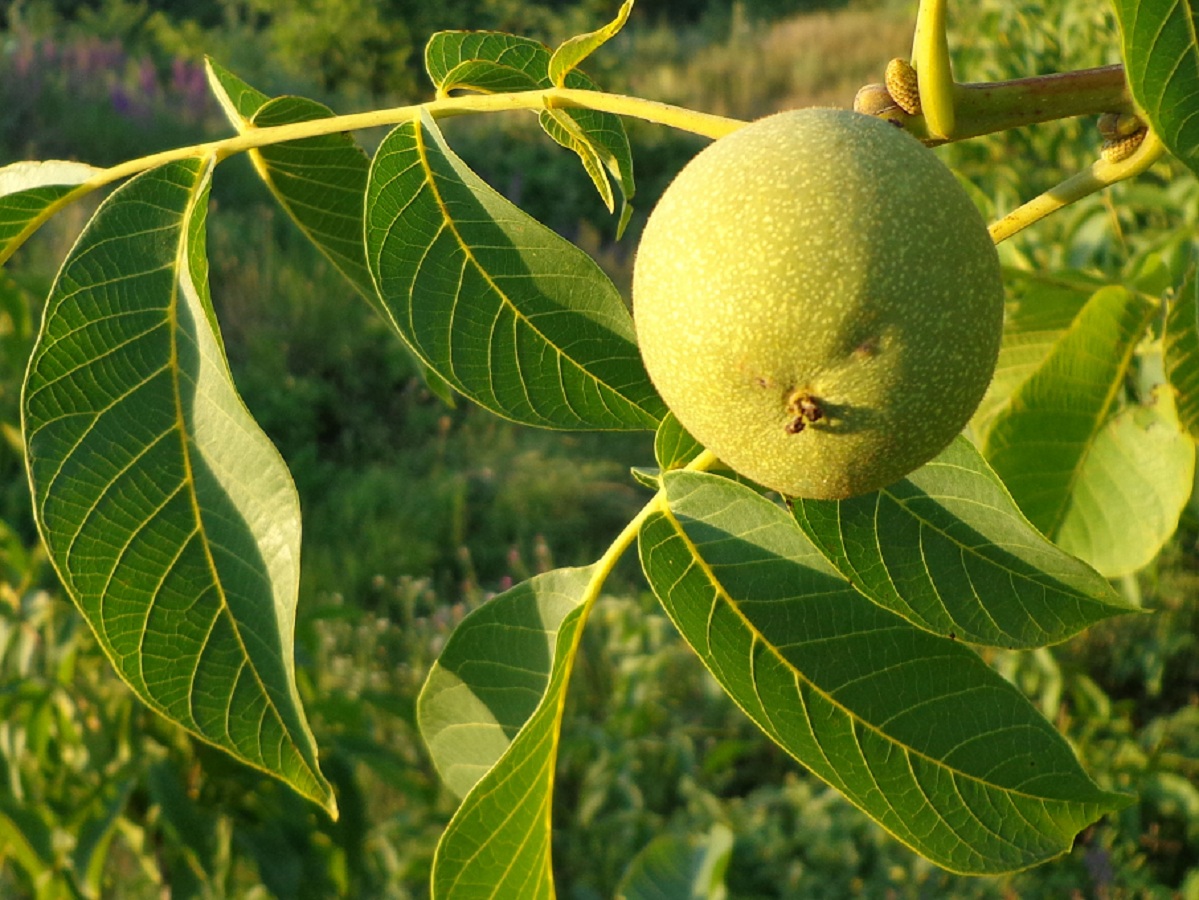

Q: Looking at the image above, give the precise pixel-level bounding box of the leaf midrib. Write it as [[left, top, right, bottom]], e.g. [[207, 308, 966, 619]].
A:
[[658, 497, 1076, 805]]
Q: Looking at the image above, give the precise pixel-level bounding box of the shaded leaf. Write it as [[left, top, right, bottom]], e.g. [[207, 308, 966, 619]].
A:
[[654, 411, 703, 472], [207, 61, 456, 404], [616, 823, 733, 900], [0, 796, 54, 881], [426, 32, 550, 95], [423, 30, 636, 223], [73, 778, 136, 895], [1165, 267, 1199, 438], [250, 96, 379, 307], [548, 0, 634, 87], [423, 567, 597, 898], [1052, 392, 1194, 577], [1112, 0, 1199, 175], [793, 437, 1134, 648], [640, 471, 1128, 875], [0, 160, 100, 265], [147, 760, 219, 878], [540, 107, 616, 212], [22, 159, 335, 814], [365, 110, 662, 430], [982, 285, 1156, 536]]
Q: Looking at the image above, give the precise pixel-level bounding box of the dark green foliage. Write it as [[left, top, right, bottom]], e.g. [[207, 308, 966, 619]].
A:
[[2, 0, 1199, 896]]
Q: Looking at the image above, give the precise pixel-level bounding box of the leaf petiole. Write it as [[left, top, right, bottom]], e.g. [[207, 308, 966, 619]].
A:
[[989, 127, 1165, 244]]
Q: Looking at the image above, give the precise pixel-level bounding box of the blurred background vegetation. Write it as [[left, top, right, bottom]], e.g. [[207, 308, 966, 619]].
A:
[[1, 0, 1198, 896]]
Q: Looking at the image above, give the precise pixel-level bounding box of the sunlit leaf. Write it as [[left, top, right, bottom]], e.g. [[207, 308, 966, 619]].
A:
[[365, 110, 662, 430], [1112, 0, 1199, 175], [1052, 392, 1194, 577], [971, 271, 1094, 441], [423, 30, 636, 222], [640, 471, 1128, 875], [793, 437, 1135, 648], [1165, 268, 1199, 438], [204, 56, 270, 125], [22, 159, 335, 814], [548, 0, 634, 87], [422, 566, 597, 898], [616, 823, 733, 900], [982, 285, 1156, 536], [0, 159, 100, 265]]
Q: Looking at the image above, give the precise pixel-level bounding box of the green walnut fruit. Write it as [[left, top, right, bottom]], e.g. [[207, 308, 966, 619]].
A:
[[633, 107, 1004, 499]]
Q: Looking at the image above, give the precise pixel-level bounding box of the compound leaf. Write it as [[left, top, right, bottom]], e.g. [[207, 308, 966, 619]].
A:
[[793, 437, 1134, 649], [640, 471, 1128, 875], [1112, 0, 1199, 175], [423, 566, 597, 898], [0, 160, 100, 265], [22, 159, 335, 814], [365, 110, 662, 430]]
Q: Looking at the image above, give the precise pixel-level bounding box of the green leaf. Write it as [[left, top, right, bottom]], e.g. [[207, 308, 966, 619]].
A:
[[541, 104, 637, 233], [640, 471, 1128, 875], [982, 285, 1156, 536], [422, 567, 597, 898], [1051, 392, 1194, 577], [418, 567, 593, 798], [548, 0, 634, 87], [249, 97, 379, 308], [0, 796, 55, 882], [1165, 268, 1199, 438], [204, 56, 271, 125], [1112, 0, 1199, 175], [654, 411, 703, 472], [426, 32, 550, 95], [147, 760, 219, 879], [365, 110, 662, 430], [793, 437, 1134, 648], [72, 778, 136, 896], [0, 160, 100, 265], [971, 271, 1094, 441], [22, 159, 336, 815], [616, 823, 733, 900], [539, 108, 616, 213], [206, 61, 457, 405], [423, 30, 636, 225]]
